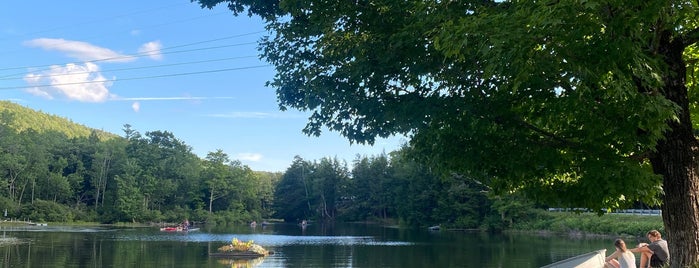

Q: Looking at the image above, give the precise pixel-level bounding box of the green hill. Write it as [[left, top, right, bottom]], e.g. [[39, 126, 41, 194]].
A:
[[0, 100, 117, 139]]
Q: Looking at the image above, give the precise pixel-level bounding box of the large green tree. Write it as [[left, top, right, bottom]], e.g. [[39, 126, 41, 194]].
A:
[[350, 154, 394, 221], [312, 157, 349, 220], [196, 0, 699, 266], [274, 157, 313, 222], [202, 149, 234, 213]]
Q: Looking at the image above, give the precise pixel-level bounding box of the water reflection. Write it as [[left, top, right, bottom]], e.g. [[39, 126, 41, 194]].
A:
[[0, 223, 615, 267], [0, 225, 114, 233], [110, 224, 414, 247], [215, 256, 266, 268]]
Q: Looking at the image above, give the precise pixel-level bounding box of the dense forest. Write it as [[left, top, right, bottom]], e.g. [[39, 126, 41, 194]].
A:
[[0, 101, 533, 229]]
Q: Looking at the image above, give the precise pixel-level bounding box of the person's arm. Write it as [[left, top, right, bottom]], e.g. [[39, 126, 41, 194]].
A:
[[605, 250, 620, 262], [629, 244, 652, 254]]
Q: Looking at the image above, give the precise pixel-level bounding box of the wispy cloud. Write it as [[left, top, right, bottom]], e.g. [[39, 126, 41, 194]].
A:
[[237, 153, 263, 162], [24, 62, 114, 102], [24, 38, 135, 63], [131, 102, 141, 112], [138, 41, 163, 60], [117, 97, 233, 111], [207, 111, 304, 119], [113, 96, 234, 101]]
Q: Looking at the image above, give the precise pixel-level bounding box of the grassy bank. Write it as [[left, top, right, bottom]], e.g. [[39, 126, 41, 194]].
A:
[[513, 211, 664, 238]]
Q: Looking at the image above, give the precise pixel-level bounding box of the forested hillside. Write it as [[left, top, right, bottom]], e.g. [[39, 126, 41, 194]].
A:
[[0, 100, 536, 229], [0, 101, 114, 139], [0, 101, 280, 224]]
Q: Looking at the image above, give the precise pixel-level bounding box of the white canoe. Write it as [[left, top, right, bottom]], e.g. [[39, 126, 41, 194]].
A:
[[540, 249, 606, 268]]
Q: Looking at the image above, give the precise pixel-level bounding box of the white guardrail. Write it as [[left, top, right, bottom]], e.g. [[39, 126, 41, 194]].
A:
[[548, 208, 662, 216]]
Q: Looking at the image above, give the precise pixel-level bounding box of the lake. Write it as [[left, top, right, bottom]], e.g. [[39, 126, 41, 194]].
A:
[[0, 222, 627, 267]]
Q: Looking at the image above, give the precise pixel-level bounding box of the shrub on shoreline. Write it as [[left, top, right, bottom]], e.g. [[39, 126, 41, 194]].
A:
[[513, 211, 664, 238]]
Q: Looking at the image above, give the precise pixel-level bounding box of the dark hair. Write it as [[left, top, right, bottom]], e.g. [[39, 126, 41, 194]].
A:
[[614, 239, 627, 252], [647, 230, 661, 238]]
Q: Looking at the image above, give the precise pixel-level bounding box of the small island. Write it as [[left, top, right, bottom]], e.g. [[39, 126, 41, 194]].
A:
[[209, 238, 272, 259]]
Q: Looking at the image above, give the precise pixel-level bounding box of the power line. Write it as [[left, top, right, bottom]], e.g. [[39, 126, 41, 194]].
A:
[[0, 31, 263, 73], [158, 31, 264, 52], [0, 64, 272, 91], [0, 5, 242, 63], [0, 55, 260, 81], [0, 40, 260, 79]]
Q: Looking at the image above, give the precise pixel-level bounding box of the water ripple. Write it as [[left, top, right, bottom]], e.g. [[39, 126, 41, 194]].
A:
[[116, 232, 413, 246]]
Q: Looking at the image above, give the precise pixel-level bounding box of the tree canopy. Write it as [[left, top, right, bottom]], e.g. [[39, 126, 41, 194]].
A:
[[0, 97, 503, 231], [195, 0, 699, 266]]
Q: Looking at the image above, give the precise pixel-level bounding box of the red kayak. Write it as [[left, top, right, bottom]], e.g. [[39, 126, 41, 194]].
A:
[[160, 227, 199, 232]]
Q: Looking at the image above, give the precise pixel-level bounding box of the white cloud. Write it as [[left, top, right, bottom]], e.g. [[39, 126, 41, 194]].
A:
[[25, 86, 53, 99], [138, 41, 163, 60], [24, 38, 134, 63], [115, 96, 234, 101], [23, 62, 114, 102], [132, 102, 141, 112], [237, 153, 263, 162]]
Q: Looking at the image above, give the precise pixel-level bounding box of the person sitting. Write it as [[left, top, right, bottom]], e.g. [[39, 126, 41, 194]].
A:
[[630, 230, 669, 268], [182, 219, 190, 230], [605, 238, 636, 268]]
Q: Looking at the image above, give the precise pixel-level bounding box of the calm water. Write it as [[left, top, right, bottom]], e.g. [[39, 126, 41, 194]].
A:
[[0, 223, 625, 267]]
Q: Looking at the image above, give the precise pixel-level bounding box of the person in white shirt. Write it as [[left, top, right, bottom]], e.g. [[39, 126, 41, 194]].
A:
[[605, 238, 636, 268]]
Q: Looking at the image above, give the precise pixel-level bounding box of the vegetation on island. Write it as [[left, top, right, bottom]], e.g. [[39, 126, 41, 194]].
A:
[[215, 238, 269, 257]]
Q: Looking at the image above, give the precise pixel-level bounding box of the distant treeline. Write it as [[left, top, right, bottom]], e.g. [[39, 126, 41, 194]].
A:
[[0, 101, 550, 229]]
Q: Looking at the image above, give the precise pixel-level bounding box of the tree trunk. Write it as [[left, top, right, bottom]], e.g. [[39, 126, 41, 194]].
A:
[[8, 169, 22, 202], [209, 188, 214, 213], [94, 179, 101, 210], [649, 32, 699, 267], [30, 178, 35, 204], [100, 155, 111, 207], [652, 129, 699, 268], [17, 177, 29, 206]]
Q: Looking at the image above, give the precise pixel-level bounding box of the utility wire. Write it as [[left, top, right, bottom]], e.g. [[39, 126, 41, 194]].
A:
[[0, 64, 272, 91], [0, 8, 237, 59], [0, 41, 260, 79], [0, 55, 259, 81], [0, 32, 263, 73], [158, 31, 265, 52]]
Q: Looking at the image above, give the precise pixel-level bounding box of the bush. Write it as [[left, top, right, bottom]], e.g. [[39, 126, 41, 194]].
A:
[[0, 196, 19, 219], [513, 211, 664, 237], [452, 216, 480, 229], [481, 214, 507, 232], [141, 209, 164, 223], [20, 200, 73, 222], [73, 208, 98, 222], [192, 208, 209, 224]]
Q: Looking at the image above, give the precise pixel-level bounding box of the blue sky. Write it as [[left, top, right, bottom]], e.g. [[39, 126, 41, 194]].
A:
[[0, 1, 404, 172]]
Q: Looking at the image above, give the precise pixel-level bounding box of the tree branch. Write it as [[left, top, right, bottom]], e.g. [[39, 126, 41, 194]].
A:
[[681, 27, 699, 48]]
